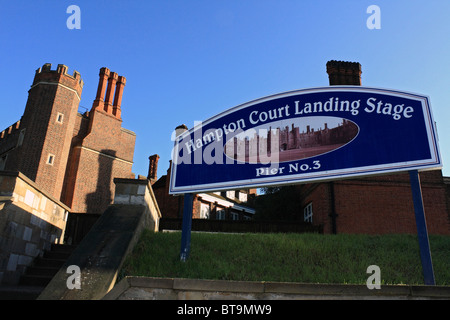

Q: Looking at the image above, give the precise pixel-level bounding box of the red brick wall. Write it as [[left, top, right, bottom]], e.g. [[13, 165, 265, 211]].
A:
[[0, 121, 22, 169], [66, 147, 133, 213], [4, 64, 83, 201], [301, 171, 450, 235], [63, 109, 136, 213], [1, 64, 136, 215], [34, 81, 81, 199], [317, 60, 450, 235], [152, 166, 183, 218], [81, 109, 135, 162], [297, 183, 333, 233], [193, 198, 201, 219]]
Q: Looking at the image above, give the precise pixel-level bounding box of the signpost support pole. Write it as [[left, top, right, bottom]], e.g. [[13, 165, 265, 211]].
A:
[[409, 170, 435, 285], [180, 193, 194, 262]]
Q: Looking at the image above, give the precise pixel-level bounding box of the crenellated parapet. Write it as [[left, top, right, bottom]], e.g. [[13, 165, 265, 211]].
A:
[[32, 63, 84, 97], [0, 120, 21, 141]]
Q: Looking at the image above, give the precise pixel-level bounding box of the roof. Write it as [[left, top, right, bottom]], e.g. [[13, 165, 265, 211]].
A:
[[197, 192, 255, 215]]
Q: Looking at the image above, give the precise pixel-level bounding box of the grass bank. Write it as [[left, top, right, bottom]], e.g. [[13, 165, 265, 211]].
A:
[[119, 230, 450, 285]]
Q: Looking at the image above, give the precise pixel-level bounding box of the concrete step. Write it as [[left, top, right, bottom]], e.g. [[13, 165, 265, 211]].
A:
[[23, 265, 61, 277], [32, 257, 66, 269], [0, 285, 45, 300], [19, 275, 53, 287], [43, 250, 72, 260], [16, 244, 76, 291], [50, 244, 77, 254]]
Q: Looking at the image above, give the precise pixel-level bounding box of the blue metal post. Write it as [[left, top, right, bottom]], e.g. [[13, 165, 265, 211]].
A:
[[180, 193, 194, 262], [409, 170, 435, 285]]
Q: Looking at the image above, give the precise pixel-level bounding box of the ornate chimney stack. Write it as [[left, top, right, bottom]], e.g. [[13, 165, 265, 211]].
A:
[[92, 67, 110, 111], [104, 72, 118, 114], [148, 154, 160, 183], [113, 76, 126, 119], [91, 68, 126, 120], [326, 60, 362, 86]]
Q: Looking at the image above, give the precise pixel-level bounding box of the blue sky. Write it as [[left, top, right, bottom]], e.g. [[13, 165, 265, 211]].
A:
[[1, 0, 449, 178]]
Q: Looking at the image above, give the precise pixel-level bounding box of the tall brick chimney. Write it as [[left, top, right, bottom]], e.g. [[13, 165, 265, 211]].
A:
[[326, 60, 362, 86], [324, 61, 361, 234], [92, 67, 110, 111], [92, 68, 126, 119], [113, 76, 126, 119], [104, 72, 118, 114], [148, 154, 160, 183]]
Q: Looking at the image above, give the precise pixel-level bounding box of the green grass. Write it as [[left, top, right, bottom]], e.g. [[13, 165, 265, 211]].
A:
[[119, 230, 450, 285]]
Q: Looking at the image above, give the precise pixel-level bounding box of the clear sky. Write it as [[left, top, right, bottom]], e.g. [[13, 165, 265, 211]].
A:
[[1, 0, 449, 178]]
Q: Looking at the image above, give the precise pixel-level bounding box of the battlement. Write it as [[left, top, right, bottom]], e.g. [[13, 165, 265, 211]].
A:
[[0, 120, 21, 141], [33, 63, 84, 90]]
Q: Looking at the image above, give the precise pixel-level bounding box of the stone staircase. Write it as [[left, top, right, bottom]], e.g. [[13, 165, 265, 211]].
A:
[[19, 244, 76, 287], [0, 244, 76, 299]]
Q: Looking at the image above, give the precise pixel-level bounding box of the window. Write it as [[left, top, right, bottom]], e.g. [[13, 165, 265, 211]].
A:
[[239, 192, 248, 202], [216, 209, 226, 220], [200, 203, 210, 219], [17, 129, 26, 147], [226, 190, 235, 199], [231, 212, 239, 221], [304, 202, 313, 223], [56, 112, 64, 124], [46, 154, 55, 165], [0, 154, 7, 170]]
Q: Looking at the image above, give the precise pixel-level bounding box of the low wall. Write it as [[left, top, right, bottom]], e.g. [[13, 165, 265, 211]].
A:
[[105, 276, 450, 300], [0, 171, 70, 285], [159, 218, 322, 234], [113, 178, 161, 232]]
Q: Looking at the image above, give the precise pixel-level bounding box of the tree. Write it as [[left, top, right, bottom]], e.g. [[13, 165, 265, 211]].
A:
[[253, 185, 302, 221]]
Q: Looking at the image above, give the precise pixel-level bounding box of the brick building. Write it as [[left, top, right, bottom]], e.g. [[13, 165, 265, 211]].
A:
[[296, 61, 450, 235], [0, 63, 136, 214], [0, 63, 138, 283], [149, 154, 256, 221]]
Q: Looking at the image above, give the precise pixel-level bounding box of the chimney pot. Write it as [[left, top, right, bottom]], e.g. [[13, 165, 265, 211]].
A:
[[326, 60, 362, 86], [175, 124, 188, 137]]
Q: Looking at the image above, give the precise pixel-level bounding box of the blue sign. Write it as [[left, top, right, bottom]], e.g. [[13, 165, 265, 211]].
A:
[[169, 86, 441, 194]]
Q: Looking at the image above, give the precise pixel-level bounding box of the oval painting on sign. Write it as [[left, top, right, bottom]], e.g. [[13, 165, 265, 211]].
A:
[[224, 116, 359, 164]]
